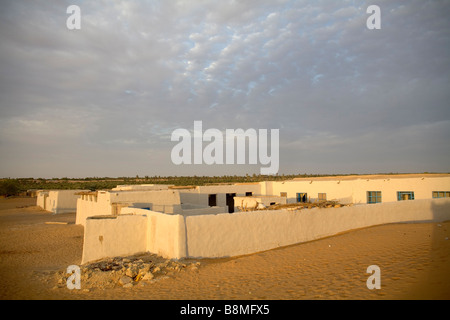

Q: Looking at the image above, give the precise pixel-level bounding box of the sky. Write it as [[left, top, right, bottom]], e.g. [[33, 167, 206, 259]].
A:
[[0, 0, 449, 178]]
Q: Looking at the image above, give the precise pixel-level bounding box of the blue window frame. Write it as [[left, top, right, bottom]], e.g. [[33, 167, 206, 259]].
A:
[[367, 191, 382, 204], [397, 191, 414, 201], [297, 193, 308, 203], [432, 191, 450, 198]]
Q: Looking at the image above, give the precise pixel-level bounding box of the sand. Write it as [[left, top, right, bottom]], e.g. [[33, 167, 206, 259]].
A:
[[0, 197, 449, 300]]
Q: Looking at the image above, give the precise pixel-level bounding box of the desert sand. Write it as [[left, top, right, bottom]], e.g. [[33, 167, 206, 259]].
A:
[[0, 197, 449, 300]]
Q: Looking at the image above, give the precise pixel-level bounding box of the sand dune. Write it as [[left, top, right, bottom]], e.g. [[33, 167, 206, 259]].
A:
[[0, 197, 449, 300]]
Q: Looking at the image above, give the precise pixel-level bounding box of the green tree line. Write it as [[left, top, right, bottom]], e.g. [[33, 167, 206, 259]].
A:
[[0, 173, 400, 196]]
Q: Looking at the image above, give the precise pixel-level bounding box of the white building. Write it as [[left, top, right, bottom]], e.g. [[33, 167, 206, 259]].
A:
[[75, 174, 450, 225], [36, 189, 88, 214], [261, 173, 450, 204], [75, 183, 261, 225], [78, 174, 450, 264]]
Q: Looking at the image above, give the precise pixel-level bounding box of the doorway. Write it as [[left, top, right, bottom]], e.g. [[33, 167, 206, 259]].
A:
[[226, 193, 236, 213], [208, 194, 217, 207]]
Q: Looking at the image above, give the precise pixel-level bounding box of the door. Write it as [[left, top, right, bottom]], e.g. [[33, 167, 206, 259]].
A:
[[226, 193, 236, 213]]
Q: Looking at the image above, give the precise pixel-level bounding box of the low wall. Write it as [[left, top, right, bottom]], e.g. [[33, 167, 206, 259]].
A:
[[184, 198, 450, 258], [120, 207, 187, 259], [152, 204, 182, 214], [36, 191, 47, 209], [145, 211, 186, 259], [81, 198, 450, 264], [36, 190, 86, 214], [81, 214, 147, 264], [182, 206, 227, 216], [76, 197, 111, 226], [53, 190, 89, 214], [76, 190, 183, 226]]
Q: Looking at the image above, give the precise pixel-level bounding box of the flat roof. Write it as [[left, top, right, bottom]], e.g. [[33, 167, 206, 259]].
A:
[[291, 173, 450, 182], [168, 186, 196, 189]]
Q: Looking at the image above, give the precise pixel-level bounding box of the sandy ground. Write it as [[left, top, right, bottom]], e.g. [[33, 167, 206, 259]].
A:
[[0, 197, 449, 300]]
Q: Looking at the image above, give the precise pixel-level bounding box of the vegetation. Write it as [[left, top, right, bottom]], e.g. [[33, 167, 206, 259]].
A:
[[0, 173, 343, 194], [1, 172, 430, 195], [0, 179, 19, 197]]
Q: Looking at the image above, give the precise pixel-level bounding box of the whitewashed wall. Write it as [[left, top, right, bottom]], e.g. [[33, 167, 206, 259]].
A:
[[81, 198, 450, 264], [81, 214, 147, 264], [184, 198, 450, 258], [265, 176, 450, 204]]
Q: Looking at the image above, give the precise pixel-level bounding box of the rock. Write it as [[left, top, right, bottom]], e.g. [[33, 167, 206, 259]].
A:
[[125, 267, 137, 278], [139, 264, 151, 275], [119, 276, 132, 286], [189, 265, 199, 272], [142, 272, 154, 281], [123, 283, 133, 288], [99, 263, 112, 272], [82, 270, 91, 280], [153, 266, 161, 273]]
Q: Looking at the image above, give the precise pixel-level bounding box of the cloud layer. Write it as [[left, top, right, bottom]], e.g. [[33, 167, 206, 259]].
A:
[[1, 0, 449, 177]]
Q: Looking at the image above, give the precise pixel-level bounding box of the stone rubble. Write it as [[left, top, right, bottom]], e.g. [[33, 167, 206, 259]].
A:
[[266, 201, 352, 212], [55, 253, 201, 290]]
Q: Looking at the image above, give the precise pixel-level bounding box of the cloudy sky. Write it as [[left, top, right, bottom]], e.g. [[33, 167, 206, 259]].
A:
[[0, 0, 449, 178]]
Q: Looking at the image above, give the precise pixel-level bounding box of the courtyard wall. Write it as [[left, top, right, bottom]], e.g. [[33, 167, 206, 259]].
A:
[[81, 197, 450, 264]]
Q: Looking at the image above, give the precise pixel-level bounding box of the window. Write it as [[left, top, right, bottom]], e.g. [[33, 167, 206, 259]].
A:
[[318, 193, 327, 201], [397, 191, 414, 201], [297, 193, 308, 203], [208, 194, 217, 207], [245, 192, 253, 196], [280, 192, 287, 198], [432, 191, 450, 198], [367, 191, 382, 204]]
